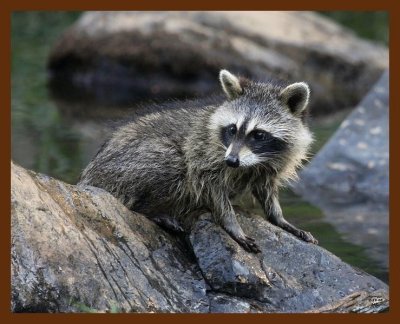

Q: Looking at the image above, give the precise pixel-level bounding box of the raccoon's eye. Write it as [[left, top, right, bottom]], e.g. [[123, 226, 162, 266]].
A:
[[227, 125, 237, 136], [252, 130, 268, 141]]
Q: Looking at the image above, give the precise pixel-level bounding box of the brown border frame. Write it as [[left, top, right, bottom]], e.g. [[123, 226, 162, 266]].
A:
[[3, 1, 398, 323]]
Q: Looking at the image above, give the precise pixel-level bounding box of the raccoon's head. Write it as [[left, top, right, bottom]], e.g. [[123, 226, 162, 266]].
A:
[[209, 69, 313, 179]]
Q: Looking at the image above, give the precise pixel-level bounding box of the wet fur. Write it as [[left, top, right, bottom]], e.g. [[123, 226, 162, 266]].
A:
[[79, 71, 317, 252]]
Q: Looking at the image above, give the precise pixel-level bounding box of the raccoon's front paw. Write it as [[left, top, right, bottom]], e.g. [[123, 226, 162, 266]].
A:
[[236, 235, 261, 253], [298, 230, 318, 244]]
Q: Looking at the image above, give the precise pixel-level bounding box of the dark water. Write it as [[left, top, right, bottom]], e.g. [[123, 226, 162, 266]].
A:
[[11, 12, 388, 283]]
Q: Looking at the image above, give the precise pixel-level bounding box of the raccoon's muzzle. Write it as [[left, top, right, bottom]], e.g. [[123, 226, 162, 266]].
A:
[[225, 155, 240, 168]]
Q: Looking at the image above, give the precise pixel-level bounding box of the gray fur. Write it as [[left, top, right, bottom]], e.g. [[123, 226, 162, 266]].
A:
[[219, 69, 243, 99], [79, 70, 317, 252], [280, 82, 310, 116]]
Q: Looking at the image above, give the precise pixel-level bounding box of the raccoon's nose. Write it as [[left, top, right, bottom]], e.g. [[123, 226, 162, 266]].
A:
[[225, 155, 240, 168]]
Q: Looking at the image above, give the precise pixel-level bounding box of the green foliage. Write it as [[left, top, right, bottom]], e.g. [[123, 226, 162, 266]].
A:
[[73, 302, 99, 313], [319, 11, 388, 45]]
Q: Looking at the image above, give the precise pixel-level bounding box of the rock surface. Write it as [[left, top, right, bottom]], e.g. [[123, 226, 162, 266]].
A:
[[11, 163, 208, 313], [294, 70, 389, 269], [47, 11, 388, 114], [297, 70, 389, 206], [306, 290, 389, 313], [11, 162, 389, 313]]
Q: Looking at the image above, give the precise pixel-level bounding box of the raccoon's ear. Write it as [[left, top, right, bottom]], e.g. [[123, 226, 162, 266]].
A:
[[219, 69, 243, 100], [280, 82, 310, 116]]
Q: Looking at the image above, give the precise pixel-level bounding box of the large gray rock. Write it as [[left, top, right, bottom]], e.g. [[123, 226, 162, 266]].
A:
[[190, 211, 388, 313], [294, 71, 389, 269], [11, 162, 208, 313], [11, 162, 388, 313], [297, 70, 389, 205], [47, 11, 388, 115]]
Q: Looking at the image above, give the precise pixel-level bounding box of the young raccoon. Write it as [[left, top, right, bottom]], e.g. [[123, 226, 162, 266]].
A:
[[79, 70, 317, 253]]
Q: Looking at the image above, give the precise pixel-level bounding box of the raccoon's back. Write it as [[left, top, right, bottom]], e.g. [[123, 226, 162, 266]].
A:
[[78, 99, 217, 209]]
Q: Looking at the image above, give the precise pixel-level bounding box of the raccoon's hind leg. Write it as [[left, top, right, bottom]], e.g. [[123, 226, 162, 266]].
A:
[[253, 186, 318, 244], [211, 194, 261, 253], [149, 213, 185, 234]]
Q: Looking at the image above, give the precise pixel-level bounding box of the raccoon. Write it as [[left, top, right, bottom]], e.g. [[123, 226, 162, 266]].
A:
[[79, 69, 317, 253]]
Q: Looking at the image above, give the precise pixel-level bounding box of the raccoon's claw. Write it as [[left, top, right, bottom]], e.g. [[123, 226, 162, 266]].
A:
[[236, 235, 261, 253], [298, 230, 318, 245]]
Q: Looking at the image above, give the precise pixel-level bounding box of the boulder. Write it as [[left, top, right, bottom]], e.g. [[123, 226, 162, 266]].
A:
[[11, 163, 208, 313], [190, 211, 388, 312], [294, 71, 389, 268], [11, 162, 388, 313], [47, 11, 388, 115], [297, 70, 389, 205]]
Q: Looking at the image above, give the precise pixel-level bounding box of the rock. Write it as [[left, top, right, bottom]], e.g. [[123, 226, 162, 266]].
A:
[[11, 162, 208, 313], [300, 71, 389, 206], [11, 162, 388, 312], [190, 214, 271, 302], [190, 210, 388, 313], [306, 290, 389, 313], [207, 293, 251, 313], [47, 11, 388, 115], [294, 70, 389, 269], [297, 70, 389, 205]]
